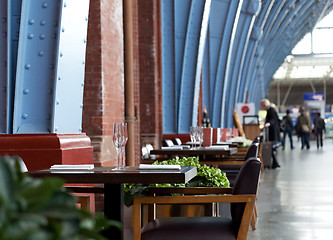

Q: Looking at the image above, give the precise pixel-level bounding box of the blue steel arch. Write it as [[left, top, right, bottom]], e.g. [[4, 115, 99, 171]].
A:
[[222, 0, 260, 128], [161, 0, 333, 133], [212, 0, 242, 128], [0, 0, 90, 134]]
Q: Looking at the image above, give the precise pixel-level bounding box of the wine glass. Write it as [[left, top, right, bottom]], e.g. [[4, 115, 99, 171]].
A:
[[197, 126, 203, 148], [112, 123, 124, 170], [190, 126, 196, 149], [120, 123, 128, 170]]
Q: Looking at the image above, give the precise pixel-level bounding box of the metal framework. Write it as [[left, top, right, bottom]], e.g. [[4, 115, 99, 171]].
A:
[[0, 0, 90, 134], [161, 0, 333, 133]]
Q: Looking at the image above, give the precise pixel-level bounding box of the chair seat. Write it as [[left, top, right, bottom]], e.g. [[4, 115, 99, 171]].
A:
[[142, 217, 236, 240]]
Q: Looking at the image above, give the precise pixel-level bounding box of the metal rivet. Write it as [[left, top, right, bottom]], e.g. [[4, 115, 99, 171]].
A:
[[62, 27, 65, 32], [40, 20, 46, 26], [38, 51, 44, 57], [79, 128, 82, 132], [64, 2, 67, 7], [23, 89, 29, 94], [28, 19, 34, 25], [56, 100, 60, 105], [28, 34, 34, 39], [85, 17, 88, 22], [81, 83, 84, 87], [83, 39, 86, 43], [58, 76, 61, 80], [22, 114, 28, 119], [82, 61, 85, 65], [80, 104, 83, 108], [60, 52, 63, 57], [42, 2, 48, 8], [25, 64, 31, 69], [55, 127, 58, 132], [40, 34, 45, 39]]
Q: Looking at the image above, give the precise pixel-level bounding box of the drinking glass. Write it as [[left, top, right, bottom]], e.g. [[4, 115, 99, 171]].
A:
[[112, 123, 124, 170], [196, 126, 203, 148], [120, 123, 128, 170], [190, 126, 196, 149]]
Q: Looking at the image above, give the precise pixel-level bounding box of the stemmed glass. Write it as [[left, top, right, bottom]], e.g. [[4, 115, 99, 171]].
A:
[[190, 126, 196, 149], [112, 123, 127, 170], [197, 126, 203, 148], [121, 123, 128, 169]]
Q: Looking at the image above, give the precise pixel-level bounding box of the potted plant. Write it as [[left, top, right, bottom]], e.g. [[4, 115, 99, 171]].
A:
[[124, 156, 230, 206], [0, 156, 118, 240]]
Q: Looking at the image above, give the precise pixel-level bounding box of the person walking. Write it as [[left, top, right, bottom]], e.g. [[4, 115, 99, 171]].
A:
[[282, 109, 294, 150], [296, 108, 311, 150], [260, 99, 281, 169], [314, 112, 325, 149]]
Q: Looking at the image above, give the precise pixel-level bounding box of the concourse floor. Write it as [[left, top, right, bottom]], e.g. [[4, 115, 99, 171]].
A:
[[248, 138, 333, 240]]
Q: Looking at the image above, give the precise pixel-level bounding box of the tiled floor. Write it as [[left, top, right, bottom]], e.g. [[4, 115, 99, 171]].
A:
[[248, 137, 333, 240]]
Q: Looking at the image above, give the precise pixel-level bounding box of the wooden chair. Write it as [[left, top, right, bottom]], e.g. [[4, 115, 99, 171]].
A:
[[133, 158, 261, 240]]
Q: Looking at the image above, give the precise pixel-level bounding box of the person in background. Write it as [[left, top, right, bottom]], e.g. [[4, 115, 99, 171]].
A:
[[296, 107, 311, 150], [282, 109, 294, 150], [260, 99, 281, 169], [313, 112, 325, 149]]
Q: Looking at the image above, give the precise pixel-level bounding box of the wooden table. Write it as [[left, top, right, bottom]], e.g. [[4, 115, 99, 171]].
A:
[[29, 166, 197, 240]]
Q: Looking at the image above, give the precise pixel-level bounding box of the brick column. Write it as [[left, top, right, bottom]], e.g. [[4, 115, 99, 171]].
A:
[[135, 0, 163, 150], [83, 0, 124, 166]]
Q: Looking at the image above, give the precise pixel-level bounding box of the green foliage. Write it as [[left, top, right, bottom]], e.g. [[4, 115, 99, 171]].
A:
[[124, 156, 230, 206], [0, 156, 115, 240]]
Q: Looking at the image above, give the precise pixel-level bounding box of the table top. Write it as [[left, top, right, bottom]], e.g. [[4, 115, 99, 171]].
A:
[[150, 147, 237, 156], [28, 166, 197, 184]]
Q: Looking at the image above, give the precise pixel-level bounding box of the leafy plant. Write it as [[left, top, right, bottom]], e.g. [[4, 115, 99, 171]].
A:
[[124, 156, 230, 206], [0, 156, 116, 240]]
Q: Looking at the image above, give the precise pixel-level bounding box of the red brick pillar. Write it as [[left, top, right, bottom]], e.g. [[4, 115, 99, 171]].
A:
[[83, 0, 124, 167], [134, 0, 163, 150]]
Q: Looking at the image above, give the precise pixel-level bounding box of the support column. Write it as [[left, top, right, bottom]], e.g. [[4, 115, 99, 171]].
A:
[[123, 0, 135, 166]]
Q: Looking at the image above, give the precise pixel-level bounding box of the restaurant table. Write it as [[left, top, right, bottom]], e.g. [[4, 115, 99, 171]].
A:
[[150, 147, 238, 166], [29, 166, 197, 240]]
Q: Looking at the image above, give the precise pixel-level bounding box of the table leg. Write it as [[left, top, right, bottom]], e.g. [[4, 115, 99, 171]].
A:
[[103, 183, 124, 240]]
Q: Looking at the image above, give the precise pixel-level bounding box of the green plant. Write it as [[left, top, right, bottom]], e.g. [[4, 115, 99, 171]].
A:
[[124, 156, 230, 206], [0, 156, 117, 240]]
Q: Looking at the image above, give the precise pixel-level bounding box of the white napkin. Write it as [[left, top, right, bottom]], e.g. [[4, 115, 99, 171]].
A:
[[204, 145, 229, 150], [50, 164, 94, 170], [139, 164, 181, 170], [161, 146, 183, 150]]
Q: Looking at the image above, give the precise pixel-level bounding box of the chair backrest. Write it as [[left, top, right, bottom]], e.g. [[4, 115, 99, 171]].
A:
[[146, 144, 154, 152], [162, 139, 174, 147], [252, 136, 260, 143], [142, 146, 149, 159], [146, 144, 156, 160], [244, 142, 259, 160], [230, 157, 261, 236], [172, 138, 182, 145]]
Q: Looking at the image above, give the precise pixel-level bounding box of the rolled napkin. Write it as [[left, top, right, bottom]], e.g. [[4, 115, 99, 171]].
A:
[[204, 145, 229, 150], [139, 164, 181, 170], [161, 146, 183, 150], [50, 164, 94, 170]]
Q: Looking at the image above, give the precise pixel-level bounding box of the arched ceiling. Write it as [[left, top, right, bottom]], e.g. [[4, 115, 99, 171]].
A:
[[161, 0, 333, 133]]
